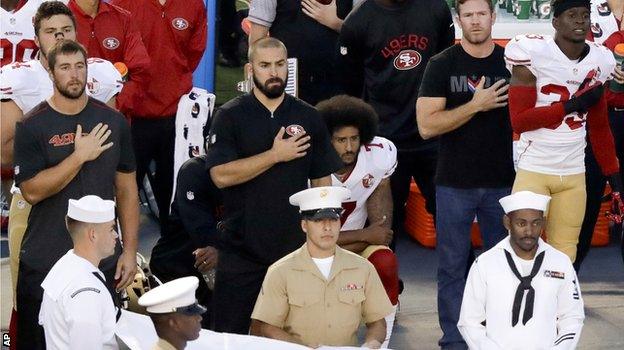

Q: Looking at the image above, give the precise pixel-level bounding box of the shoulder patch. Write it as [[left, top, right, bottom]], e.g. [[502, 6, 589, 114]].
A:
[[71, 287, 101, 298]]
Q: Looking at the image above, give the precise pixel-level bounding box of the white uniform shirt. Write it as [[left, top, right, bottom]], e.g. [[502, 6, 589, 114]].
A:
[[504, 35, 615, 176], [458, 237, 584, 350], [331, 136, 397, 230], [39, 250, 119, 350]]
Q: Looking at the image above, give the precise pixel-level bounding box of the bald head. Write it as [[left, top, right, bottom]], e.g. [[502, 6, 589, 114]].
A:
[[248, 37, 287, 63]]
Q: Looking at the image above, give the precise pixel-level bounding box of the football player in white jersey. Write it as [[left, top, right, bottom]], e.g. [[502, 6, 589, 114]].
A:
[[0, 0, 68, 66], [1, 0, 43, 66], [0, 2, 122, 342], [505, 0, 622, 262], [317, 95, 399, 347]]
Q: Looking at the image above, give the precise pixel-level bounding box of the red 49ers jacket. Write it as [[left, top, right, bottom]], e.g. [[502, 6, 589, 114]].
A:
[[110, 0, 207, 118], [69, 0, 151, 116]]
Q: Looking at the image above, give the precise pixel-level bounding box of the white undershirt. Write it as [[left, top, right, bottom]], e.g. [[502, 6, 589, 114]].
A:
[[519, 257, 536, 276], [312, 256, 334, 279]]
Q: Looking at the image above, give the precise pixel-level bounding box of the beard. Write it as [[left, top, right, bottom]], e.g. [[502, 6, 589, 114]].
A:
[[54, 78, 86, 99], [253, 74, 287, 99], [340, 152, 357, 166], [464, 29, 490, 45]]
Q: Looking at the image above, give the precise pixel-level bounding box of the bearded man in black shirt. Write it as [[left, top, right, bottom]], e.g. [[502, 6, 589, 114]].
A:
[[416, 0, 514, 348], [206, 37, 342, 334]]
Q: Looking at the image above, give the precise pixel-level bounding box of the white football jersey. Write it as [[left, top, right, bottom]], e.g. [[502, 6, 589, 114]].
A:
[[505, 34, 615, 175], [331, 136, 397, 231], [1, 0, 43, 66], [0, 57, 123, 113]]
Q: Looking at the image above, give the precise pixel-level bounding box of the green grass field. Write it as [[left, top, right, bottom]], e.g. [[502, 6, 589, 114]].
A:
[[215, 64, 245, 107]]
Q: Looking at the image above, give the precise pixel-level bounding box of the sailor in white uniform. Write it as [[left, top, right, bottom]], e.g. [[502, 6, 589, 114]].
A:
[[138, 276, 206, 350], [458, 191, 584, 350], [39, 195, 120, 350]]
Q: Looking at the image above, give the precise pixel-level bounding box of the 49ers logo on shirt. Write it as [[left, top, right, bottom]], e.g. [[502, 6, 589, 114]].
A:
[[103, 37, 120, 50], [49, 133, 77, 147], [362, 174, 375, 188], [172, 18, 189, 30], [285, 124, 305, 137], [393, 50, 421, 71]]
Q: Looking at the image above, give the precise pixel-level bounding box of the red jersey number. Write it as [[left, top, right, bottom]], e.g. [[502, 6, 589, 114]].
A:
[[341, 201, 357, 226], [540, 83, 585, 130], [1, 39, 38, 67]]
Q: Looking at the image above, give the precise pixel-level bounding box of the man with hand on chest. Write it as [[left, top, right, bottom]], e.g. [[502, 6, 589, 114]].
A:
[[416, 0, 514, 347], [13, 39, 138, 349]]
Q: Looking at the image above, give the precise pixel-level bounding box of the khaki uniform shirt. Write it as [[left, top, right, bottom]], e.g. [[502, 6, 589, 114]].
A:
[[251, 244, 393, 346], [152, 338, 177, 350]]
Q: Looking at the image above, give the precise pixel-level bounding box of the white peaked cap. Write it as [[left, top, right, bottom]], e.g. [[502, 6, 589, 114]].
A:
[[499, 191, 551, 214], [138, 276, 205, 315], [67, 195, 115, 223], [289, 186, 351, 211]]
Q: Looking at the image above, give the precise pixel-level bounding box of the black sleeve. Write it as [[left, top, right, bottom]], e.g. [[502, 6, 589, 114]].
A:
[[13, 122, 45, 186], [174, 159, 221, 248], [337, 18, 365, 97], [309, 111, 342, 180], [418, 54, 450, 98], [116, 116, 136, 173], [436, 1, 456, 54], [205, 107, 239, 166]]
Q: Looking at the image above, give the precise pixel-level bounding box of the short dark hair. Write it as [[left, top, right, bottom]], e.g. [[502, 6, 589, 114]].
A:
[[65, 216, 89, 239], [34, 1, 76, 36], [455, 0, 494, 14], [47, 39, 87, 71], [317, 95, 378, 145]]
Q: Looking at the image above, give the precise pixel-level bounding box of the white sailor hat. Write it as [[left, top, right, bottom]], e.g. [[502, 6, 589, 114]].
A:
[[499, 191, 551, 214], [67, 195, 115, 223], [289, 186, 351, 220], [138, 276, 206, 315]]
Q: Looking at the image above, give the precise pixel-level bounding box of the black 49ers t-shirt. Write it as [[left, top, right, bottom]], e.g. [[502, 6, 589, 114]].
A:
[[14, 97, 135, 274], [338, 0, 455, 149], [418, 44, 515, 188]]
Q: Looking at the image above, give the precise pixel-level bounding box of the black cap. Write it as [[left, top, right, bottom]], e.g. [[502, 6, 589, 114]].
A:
[[175, 302, 207, 316], [301, 207, 344, 220]]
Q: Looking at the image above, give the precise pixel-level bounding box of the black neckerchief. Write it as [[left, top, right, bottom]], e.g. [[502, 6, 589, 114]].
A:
[[504, 250, 545, 327], [92, 272, 122, 322]]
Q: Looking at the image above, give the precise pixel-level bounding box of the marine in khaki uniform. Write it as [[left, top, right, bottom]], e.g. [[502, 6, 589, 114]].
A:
[[251, 186, 393, 348], [138, 277, 206, 350]]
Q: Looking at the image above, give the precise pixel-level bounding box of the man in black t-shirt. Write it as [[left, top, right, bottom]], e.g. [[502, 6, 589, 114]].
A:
[[206, 37, 342, 334], [338, 0, 455, 250], [13, 40, 138, 349], [416, 0, 514, 348], [149, 154, 222, 329]]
